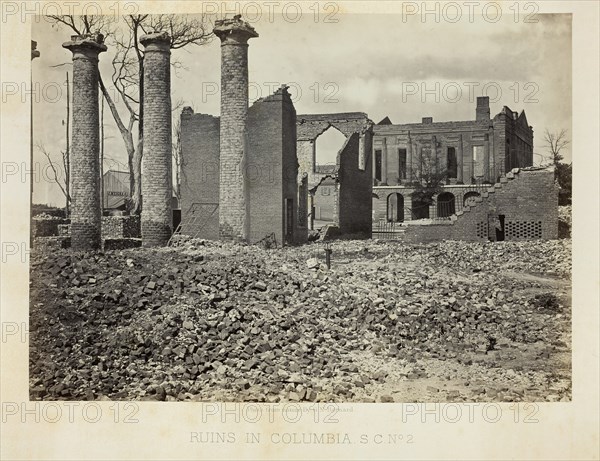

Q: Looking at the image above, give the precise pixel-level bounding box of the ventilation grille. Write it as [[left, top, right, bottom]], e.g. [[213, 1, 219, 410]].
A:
[[505, 221, 542, 240], [476, 222, 488, 239]]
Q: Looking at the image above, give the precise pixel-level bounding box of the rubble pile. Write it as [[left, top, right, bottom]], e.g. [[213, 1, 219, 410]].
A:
[[558, 205, 572, 228], [29, 239, 571, 402]]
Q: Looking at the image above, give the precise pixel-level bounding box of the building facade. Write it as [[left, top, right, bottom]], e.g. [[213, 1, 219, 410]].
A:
[[372, 96, 535, 223]]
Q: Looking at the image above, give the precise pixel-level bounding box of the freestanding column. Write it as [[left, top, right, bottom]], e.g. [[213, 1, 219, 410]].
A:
[[140, 32, 172, 247], [214, 15, 258, 241], [62, 35, 106, 251]]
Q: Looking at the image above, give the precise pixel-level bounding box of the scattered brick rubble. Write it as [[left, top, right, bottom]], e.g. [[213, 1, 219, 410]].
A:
[[29, 239, 571, 402]]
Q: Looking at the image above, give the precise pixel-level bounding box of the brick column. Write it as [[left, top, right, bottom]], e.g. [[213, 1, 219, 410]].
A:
[[62, 36, 107, 251], [214, 15, 258, 241], [140, 32, 173, 247]]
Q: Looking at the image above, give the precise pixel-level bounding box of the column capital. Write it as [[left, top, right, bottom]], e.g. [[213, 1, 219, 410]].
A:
[[62, 35, 107, 59], [140, 31, 171, 53], [214, 14, 258, 45]]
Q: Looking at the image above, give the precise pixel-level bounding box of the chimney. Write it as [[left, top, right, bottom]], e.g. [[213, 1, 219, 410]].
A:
[[476, 96, 490, 121]]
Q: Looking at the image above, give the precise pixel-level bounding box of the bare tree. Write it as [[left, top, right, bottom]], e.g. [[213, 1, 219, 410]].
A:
[[38, 144, 70, 215], [543, 129, 572, 205], [172, 118, 182, 203], [410, 147, 448, 202], [407, 147, 449, 219], [48, 14, 213, 214], [543, 128, 570, 165]]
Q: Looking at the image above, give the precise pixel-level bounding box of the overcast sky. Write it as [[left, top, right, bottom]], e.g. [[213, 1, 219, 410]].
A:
[[32, 11, 572, 206]]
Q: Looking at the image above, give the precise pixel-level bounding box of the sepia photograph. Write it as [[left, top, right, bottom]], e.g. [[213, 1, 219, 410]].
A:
[[1, 1, 598, 460]]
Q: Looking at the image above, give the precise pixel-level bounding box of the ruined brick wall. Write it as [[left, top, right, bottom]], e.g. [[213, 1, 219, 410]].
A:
[[373, 99, 534, 186], [401, 168, 558, 242], [313, 178, 336, 221], [297, 174, 309, 233], [101, 216, 141, 239], [246, 87, 300, 245], [214, 17, 258, 241], [403, 205, 488, 243], [140, 32, 173, 247], [296, 112, 373, 236], [32, 217, 70, 238], [180, 109, 220, 240], [62, 37, 106, 251], [374, 185, 484, 222], [490, 168, 558, 240], [281, 89, 305, 243], [493, 110, 534, 171], [337, 132, 373, 236], [297, 140, 315, 183], [374, 124, 495, 185], [246, 93, 283, 244], [297, 113, 372, 140]]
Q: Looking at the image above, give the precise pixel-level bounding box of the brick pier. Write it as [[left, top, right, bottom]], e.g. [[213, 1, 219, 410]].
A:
[[62, 36, 107, 251], [214, 15, 258, 241], [140, 32, 173, 247]]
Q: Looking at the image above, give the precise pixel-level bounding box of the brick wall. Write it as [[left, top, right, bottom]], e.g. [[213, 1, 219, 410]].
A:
[[297, 113, 371, 140], [62, 37, 106, 251], [140, 32, 173, 247], [313, 178, 336, 220], [491, 168, 558, 240], [400, 167, 558, 242], [32, 217, 70, 238], [403, 204, 488, 243], [296, 113, 373, 237], [338, 132, 373, 236], [281, 88, 305, 243], [246, 87, 302, 245], [180, 110, 220, 240], [101, 216, 141, 239]]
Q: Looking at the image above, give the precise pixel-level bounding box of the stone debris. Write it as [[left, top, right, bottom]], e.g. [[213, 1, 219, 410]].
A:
[[29, 238, 571, 402]]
